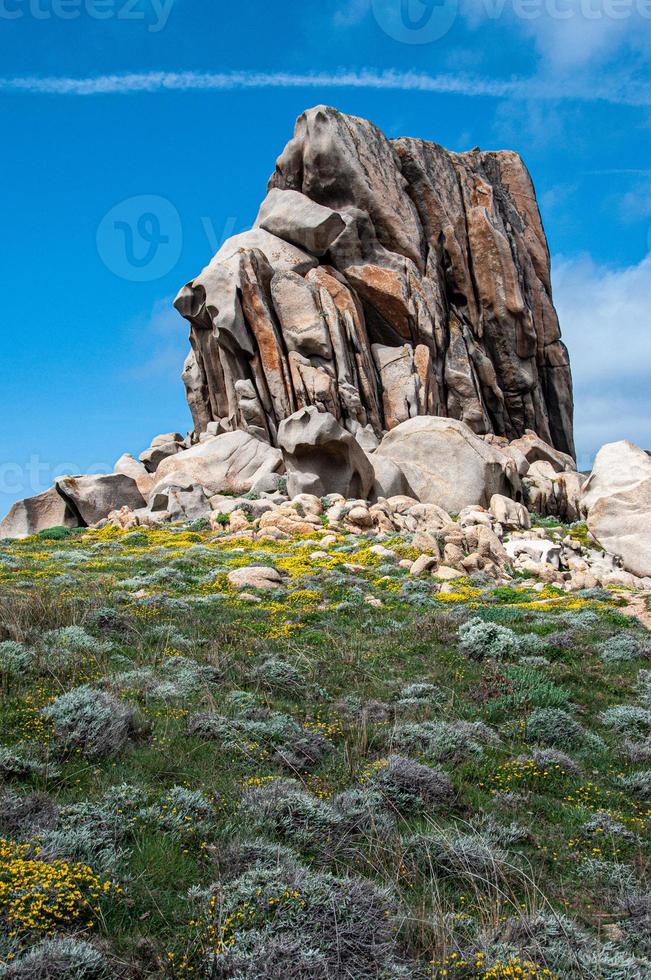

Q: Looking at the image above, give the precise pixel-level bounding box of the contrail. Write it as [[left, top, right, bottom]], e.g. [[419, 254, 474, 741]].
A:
[[0, 68, 648, 106]]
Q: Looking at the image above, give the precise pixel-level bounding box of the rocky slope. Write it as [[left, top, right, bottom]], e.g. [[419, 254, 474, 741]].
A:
[[3, 107, 650, 592], [176, 105, 575, 457]]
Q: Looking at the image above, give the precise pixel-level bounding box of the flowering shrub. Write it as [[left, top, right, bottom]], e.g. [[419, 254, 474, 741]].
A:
[[601, 706, 651, 737], [139, 786, 216, 835], [431, 953, 556, 978], [599, 634, 650, 664], [41, 626, 112, 658], [252, 657, 304, 693], [197, 857, 402, 978], [0, 838, 112, 938], [188, 710, 332, 771], [0, 748, 55, 782], [619, 769, 651, 802]]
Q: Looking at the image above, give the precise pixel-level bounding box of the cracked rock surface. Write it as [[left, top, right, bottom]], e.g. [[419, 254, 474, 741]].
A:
[[177, 105, 575, 458]]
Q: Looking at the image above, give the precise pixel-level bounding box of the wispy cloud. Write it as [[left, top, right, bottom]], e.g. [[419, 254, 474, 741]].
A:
[[553, 251, 651, 461], [0, 68, 649, 106]]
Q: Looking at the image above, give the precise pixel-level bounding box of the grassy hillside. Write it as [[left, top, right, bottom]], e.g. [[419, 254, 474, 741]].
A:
[[0, 522, 649, 977]]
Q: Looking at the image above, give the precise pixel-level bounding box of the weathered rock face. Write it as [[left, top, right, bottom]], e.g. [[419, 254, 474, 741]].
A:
[[152, 431, 283, 498], [176, 105, 574, 458], [277, 406, 374, 499], [581, 440, 651, 579], [55, 474, 146, 527], [375, 416, 520, 513], [0, 488, 79, 539]]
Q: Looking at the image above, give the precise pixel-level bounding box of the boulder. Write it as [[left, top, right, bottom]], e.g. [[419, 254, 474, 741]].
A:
[[114, 453, 154, 496], [150, 432, 185, 448], [0, 488, 79, 539], [227, 566, 285, 590], [255, 188, 346, 256], [368, 456, 414, 500], [376, 416, 519, 512], [505, 537, 562, 570], [290, 493, 324, 517], [258, 506, 320, 536], [277, 407, 374, 499], [410, 555, 438, 576], [524, 468, 586, 523], [55, 474, 146, 526], [509, 430, 576, 473], [139, 441, 182, 472], [490, 494, 531, 530], [151, 431, 283, 498], [151, 485, 211, 522], [581, 440, 651, 579]]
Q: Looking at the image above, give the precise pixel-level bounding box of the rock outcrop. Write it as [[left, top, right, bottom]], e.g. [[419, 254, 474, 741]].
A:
[[55, 474, 146, 527], [581, 440, 651, 579], [0, 488, 79, 539], [176, 105, 574, 459], [151, 431, 283, 499]]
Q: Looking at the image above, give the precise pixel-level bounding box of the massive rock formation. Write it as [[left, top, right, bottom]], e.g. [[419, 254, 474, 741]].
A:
[[176, 105, 575, 458]]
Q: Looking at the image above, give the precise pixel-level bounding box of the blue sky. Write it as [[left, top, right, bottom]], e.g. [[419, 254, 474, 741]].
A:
[[1, 0, 650, 514]]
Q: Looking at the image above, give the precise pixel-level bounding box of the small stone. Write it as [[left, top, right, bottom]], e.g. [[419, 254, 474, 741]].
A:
[[433, 565, 465, 581], [369, 545, 397, 559], [365, 595, 383, 608], [343, 563, 365, 573], [227, 566, 284, 590], [290, 493, 324, 517], [410, 555, 438, 576], [346, 505, 373, 529]]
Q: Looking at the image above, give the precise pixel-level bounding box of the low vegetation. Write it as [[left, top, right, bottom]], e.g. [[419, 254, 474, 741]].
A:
[[0, 521, 649, 977]]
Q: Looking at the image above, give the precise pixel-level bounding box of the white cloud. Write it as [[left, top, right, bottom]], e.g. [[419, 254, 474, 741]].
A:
[[553, 250, 651, 462], [0, 67, 648, 106], [461, 0, 651, 70], [122, 297, 189, 382]]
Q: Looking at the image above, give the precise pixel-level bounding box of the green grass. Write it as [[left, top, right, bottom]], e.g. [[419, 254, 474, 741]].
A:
[[0, 524, 649, 977]]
